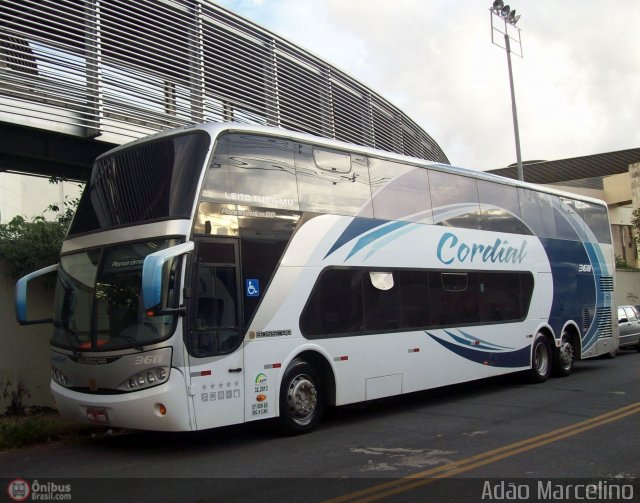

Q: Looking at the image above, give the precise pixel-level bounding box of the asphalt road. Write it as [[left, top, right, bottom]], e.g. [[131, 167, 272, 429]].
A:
[[1, 350, 639, 502]]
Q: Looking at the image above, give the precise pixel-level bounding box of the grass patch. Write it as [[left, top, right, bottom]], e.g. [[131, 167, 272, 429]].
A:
[[0, 410, 98, 450]]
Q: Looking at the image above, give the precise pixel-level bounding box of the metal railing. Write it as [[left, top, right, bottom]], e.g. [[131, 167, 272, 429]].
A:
[[0, 0, 449, 163]]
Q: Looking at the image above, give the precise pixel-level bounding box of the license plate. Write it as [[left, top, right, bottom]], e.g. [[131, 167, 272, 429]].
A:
[[86, 407, 109, 424]]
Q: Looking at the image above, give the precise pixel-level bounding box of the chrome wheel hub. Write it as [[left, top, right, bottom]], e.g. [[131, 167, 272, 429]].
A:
[[287, 375, 317, 425], [535, 343, 549, 375], [559, 340, 574, 369]]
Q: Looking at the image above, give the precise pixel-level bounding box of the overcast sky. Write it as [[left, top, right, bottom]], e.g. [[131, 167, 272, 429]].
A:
[[216, 0, 639, 171]]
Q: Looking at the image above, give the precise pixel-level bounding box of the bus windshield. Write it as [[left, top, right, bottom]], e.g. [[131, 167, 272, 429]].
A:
[[52, 240, 180, 352]]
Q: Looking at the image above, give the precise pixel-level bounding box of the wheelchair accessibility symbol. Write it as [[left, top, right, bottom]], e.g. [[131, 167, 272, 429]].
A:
[[246, 279, 260, 297]]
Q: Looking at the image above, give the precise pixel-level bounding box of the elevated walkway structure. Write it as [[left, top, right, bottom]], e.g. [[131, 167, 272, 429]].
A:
[[0, 0, 449, 181]]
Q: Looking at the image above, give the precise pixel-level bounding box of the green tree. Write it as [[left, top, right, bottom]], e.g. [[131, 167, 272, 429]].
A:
[[0, 180, 82, 279], [632, 207, 640, 237], [631, 208, 640, 266]]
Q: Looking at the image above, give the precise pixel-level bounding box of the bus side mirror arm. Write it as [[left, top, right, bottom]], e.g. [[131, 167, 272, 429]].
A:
[[15, 264, 59, 325], [142, 241, 194, 311]]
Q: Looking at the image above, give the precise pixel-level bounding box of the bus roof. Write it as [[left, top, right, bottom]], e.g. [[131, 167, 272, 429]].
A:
[[98, 122, 609, 209]]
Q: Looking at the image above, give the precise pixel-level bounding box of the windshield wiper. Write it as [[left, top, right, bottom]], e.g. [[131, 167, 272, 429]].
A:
[[110, 325, 148, 351], [116, 333, 145, 351], [52, 320, 83, 355]]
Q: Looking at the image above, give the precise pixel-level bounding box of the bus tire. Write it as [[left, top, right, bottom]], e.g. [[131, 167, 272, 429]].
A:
[[529, 333, 552, 383], [552, 332, 574, 377], [276, 359, 324, 435]]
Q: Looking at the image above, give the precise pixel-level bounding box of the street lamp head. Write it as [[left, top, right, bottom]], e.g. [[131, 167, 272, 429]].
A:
[[500, 5, 511, 18], [492, 0, 504, 12], [508, 9, 521, 24]]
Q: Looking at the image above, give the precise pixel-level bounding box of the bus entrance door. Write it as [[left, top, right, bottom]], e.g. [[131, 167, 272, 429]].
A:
[[187, 239, 245, 430]]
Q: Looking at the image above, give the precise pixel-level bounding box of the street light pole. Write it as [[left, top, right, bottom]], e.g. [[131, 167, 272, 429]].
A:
[[490, 1, 524, 181], [504, 33, 523, 182]]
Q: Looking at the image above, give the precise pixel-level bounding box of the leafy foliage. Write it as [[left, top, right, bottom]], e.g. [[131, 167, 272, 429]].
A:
[[0, 180, 82, 279], [0, 411, 98, 450], [615, 255, 629, 269], [631, 207, 640, 267], [632, 207, 640, 237]]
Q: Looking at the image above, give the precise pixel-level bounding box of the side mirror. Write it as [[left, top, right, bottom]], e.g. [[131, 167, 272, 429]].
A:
[[619, 318, 629, 324], [15, 264, 58, 325], [142, 241, 194, 311]]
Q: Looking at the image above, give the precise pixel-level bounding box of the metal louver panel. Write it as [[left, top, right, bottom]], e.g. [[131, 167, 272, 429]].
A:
[[0, 0, 449, 163], [91, 140, 174, 226], [582, 307, 591, 331], [596, 309, 613, 339], [599, 276, 614, 292]]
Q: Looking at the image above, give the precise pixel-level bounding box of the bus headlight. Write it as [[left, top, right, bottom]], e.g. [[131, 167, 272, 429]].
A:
[[52, 366, 69, 386], [123, 367, 170, 391]]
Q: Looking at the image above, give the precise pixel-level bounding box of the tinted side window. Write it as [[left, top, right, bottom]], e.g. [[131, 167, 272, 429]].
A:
[[477, 180, 531, 234], [553, 197, 581, 241], [239, 215, 298, 328], [429, 171, 481, 229], [518, 189, 556, 238], [202, 134, 299, 210], [363, 272, 402, 331], [479, 272, 533, 321], [189, 242, 241, 357], [300, 269, 364, 336], [295, 144, 372, 216], [398, 270, 430, 328], [300, 268, 534, 338], [429, 272, 479, 325], [369, 158, 432, 223], [581, 202, 612, 244]]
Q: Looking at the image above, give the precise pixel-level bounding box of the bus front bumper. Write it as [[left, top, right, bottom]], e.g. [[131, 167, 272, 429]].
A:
[[51, 370, 193, 432]]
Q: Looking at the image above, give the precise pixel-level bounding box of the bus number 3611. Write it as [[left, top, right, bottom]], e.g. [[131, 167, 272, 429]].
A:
[[134, 355, 162, 365]]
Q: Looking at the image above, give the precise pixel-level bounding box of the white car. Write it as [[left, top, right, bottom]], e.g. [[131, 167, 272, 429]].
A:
[[617, 306, 640, 351]]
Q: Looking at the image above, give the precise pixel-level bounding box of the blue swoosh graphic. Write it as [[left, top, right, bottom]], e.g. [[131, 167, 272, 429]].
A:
[[324, 218, 387, 259], [444, 329, 512, 350], [324, 218, 413, 261], [346, 221, 411, 260], [427, 332, 530, 368]]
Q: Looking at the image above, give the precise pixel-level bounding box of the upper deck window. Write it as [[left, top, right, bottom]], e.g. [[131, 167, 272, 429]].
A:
[[69, 131, 210, 235], [429, 170, 481, 229], [369, 158, 432, 223], [202, 134, 298, 210], [295, 145, 372, 216], [581, 202, 612, 244]]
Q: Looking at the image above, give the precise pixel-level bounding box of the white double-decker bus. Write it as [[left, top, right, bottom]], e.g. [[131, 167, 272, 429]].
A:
[[16, 123, 616, 434]]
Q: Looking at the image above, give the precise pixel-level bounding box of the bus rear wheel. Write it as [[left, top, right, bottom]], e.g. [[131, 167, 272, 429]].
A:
[[552, 332, 575, 377], [529, 333, 552, 383], [276, 359, 324, 435]]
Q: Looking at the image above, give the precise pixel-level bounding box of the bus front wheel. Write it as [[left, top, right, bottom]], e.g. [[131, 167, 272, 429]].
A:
[[529, 333, 552, 383], [276, 359, 324, 435]]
